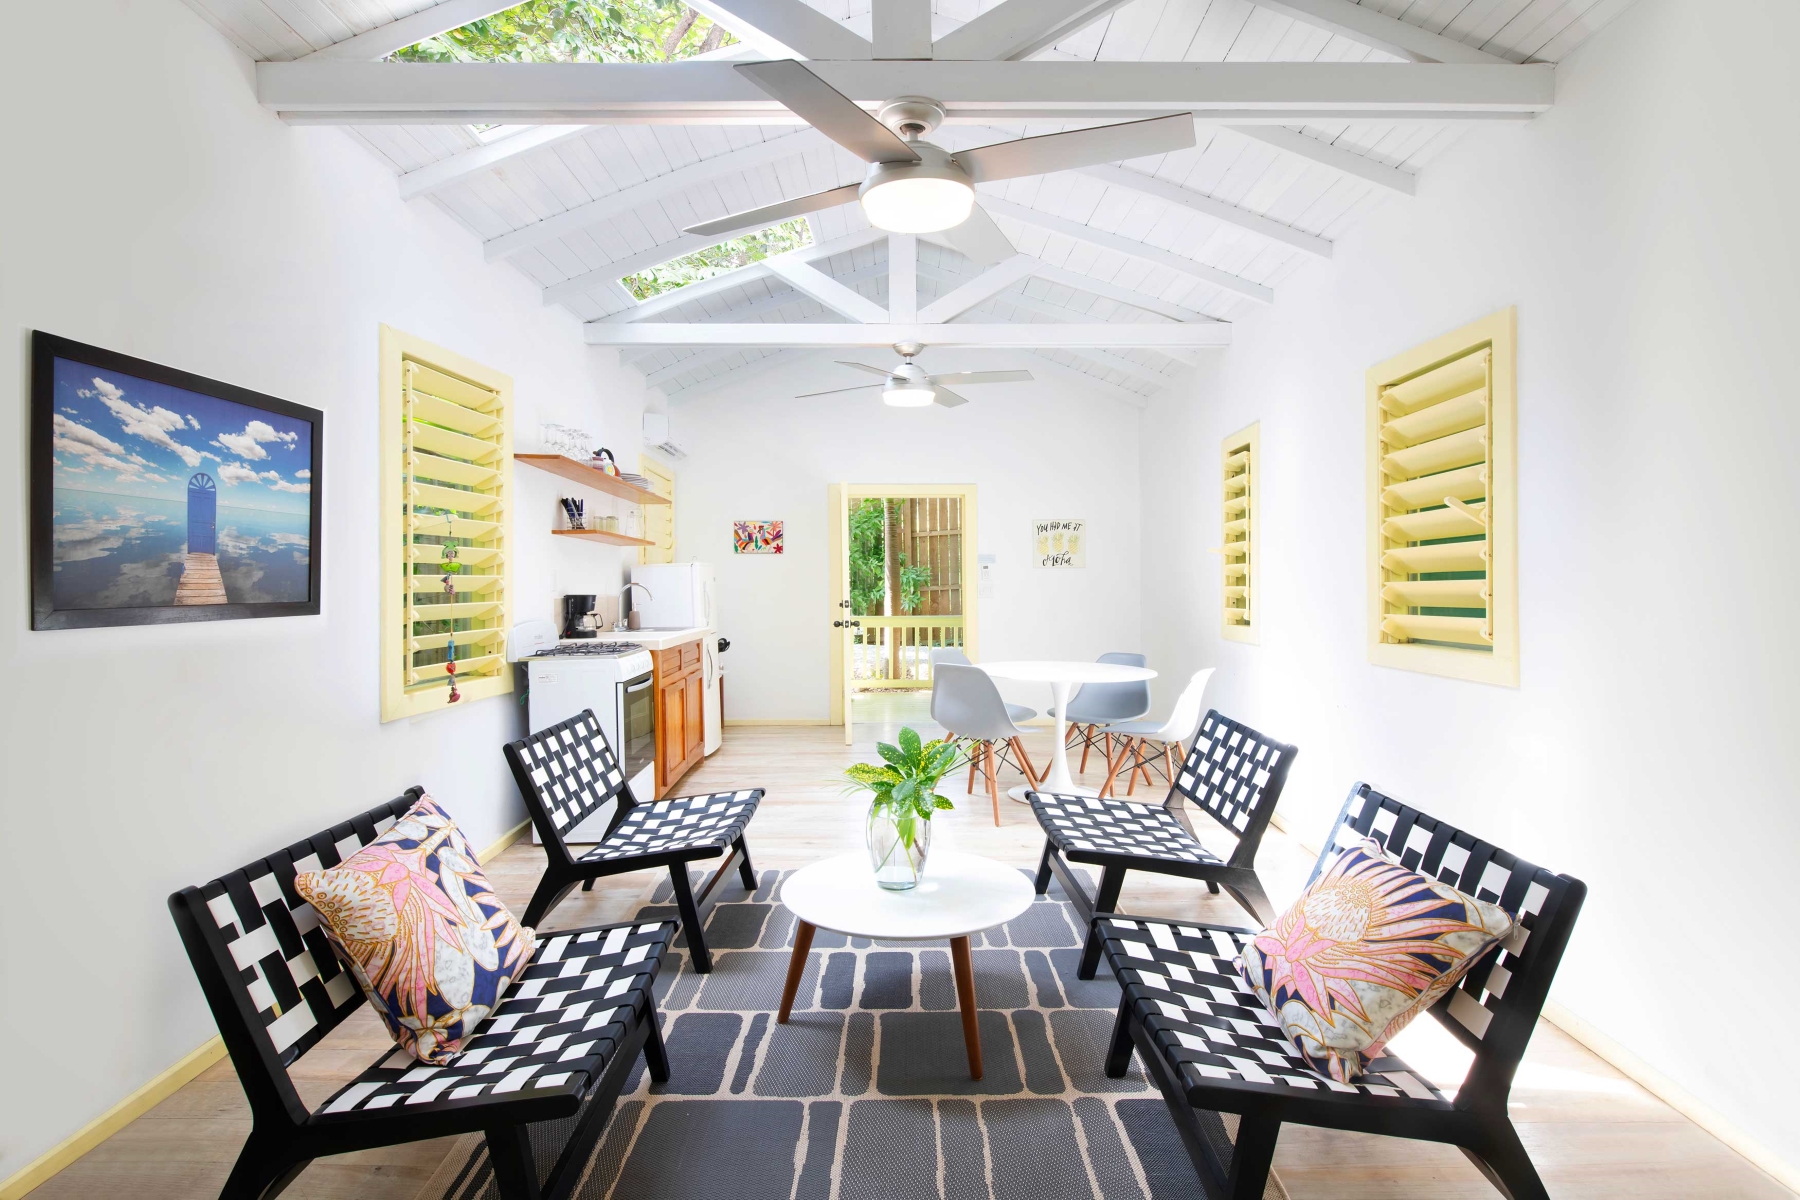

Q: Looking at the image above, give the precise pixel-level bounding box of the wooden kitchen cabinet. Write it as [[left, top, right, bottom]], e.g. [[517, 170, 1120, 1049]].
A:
[[653, 639, 705, 797]]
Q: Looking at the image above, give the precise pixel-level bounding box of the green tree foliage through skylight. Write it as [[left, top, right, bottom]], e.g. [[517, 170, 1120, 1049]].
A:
[[620, 219, 813, 300], [394, 1, 734, 63]]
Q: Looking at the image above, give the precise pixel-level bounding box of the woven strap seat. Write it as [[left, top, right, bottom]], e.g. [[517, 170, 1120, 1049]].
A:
[[1031, 791, 1223, 865], [577, 791, 761, 863]]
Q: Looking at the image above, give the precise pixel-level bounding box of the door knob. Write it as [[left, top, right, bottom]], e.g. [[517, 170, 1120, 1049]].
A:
[[833, 620, 844, 628]]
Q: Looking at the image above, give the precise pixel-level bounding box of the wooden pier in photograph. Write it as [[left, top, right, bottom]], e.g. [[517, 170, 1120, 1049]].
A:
[[174, 552, 226, 605]]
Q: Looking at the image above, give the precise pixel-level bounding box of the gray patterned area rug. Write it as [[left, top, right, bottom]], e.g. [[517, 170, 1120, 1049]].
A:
[[427, 866, 1286, 1200]]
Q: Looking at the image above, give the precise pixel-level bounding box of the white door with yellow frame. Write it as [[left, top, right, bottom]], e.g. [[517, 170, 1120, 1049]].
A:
[[829, 483, 978, 745]]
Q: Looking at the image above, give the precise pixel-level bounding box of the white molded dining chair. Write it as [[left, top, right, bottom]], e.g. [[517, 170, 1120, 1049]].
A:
[[1098, 668, 1216, 798]]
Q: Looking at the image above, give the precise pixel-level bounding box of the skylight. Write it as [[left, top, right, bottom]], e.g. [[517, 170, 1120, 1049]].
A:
[[392, 1, 734, 64], [621, 219, 813, 301]]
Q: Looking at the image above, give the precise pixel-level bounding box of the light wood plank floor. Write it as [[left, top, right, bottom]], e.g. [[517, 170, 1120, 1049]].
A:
[[31, 714, 1793, 1199]]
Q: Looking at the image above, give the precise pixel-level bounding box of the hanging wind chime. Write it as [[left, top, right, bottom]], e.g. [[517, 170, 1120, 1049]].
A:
[[440, 510, 463, 704]]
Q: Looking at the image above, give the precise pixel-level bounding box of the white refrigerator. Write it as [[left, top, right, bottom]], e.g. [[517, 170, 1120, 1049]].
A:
[[629, 562, 723, 755]]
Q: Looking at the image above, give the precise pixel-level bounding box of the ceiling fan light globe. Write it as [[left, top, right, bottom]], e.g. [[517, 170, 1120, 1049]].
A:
[[861, 177, 974, 233], [883, 383, 937, 407]]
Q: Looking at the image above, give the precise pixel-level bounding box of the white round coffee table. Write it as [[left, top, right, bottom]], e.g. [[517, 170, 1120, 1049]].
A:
[[980, 660, 1157, 801], [777, 851, 1033, 1080]]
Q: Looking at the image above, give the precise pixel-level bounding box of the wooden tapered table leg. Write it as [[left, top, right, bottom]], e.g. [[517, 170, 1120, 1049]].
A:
[[949, 935, 983, 1080], [777, 920, 816, 1023]]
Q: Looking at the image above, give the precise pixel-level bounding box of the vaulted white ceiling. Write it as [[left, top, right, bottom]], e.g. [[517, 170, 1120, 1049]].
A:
[[185, 0, 1634, 402]]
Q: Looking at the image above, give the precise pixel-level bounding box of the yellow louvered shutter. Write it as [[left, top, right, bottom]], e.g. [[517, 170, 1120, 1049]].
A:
[[1221, 423, 1258, 643], [379, 327, 515, 721], [1367, 308, 1517, 686]]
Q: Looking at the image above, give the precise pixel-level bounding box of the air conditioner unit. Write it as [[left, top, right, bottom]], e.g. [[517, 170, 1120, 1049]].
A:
[[642, 412, 687, 459]]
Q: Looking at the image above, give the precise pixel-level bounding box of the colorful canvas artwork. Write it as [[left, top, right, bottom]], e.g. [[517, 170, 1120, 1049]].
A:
[[1034, 519, 1085, 568], [733, 519, 784, 555], [31, 332, 322, 629]]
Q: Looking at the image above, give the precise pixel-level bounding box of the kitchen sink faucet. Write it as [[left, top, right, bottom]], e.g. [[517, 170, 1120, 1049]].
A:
[[616, 581, 653, 631]]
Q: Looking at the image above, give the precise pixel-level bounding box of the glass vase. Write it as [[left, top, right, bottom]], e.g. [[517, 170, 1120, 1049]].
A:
[[866, 801, 931, 891]]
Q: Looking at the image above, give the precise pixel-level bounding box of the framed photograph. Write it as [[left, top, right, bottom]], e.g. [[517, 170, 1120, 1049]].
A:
[[733, 519, 784, 555], [31, 332, 323, 629]]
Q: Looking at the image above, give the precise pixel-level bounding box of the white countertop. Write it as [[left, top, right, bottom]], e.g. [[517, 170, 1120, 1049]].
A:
[[603, 626, 712, 651]]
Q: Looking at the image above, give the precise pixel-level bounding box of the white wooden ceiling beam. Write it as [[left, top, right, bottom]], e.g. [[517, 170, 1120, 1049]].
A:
[[488, 128, 827, 261], [950, 283, 1196, 371], [1077, 163, 1332, 260], [584, 323, 1233, 348], [872, 0, 933, 59], [300, 0, 515, 61], [398, 126, 582, 199], [1026, 262, 1213, 323], [763, 256, 887, 322], [1251, 0, 1508, 65], [918, 254, 1039, 323], [684, 0, 872, 60], [1227, 124, 1417, 196], [258, 61, 1556, 124], [978, 197, 1274, 305], [887, 235, 918, 322], [599, 226, 888, 321], [645, 344, 774, 387], [932, 0, 1136, 61]]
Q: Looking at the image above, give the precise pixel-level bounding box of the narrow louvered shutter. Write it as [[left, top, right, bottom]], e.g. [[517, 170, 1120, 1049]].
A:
[[1221, 422, 1258, 643], [380, 327, 515, 721], [1367, 309, 1517, 686]]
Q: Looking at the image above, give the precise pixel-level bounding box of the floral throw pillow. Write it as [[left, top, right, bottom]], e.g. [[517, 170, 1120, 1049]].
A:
[[294, 796, 536, 1064], [1236, 837, 1514, 1083]]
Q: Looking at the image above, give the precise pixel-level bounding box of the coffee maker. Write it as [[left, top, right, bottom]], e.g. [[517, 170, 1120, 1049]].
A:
[[560, 594, 598, 639]]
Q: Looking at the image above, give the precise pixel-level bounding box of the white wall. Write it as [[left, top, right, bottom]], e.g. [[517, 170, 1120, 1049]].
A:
[[1140, 0, 1799, 1173], [0, 0, 648, 1178], [666, 356, 1148, 720]]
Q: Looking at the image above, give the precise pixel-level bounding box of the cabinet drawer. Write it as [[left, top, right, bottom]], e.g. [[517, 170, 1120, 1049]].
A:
[[656, 646, 685, 675], [680, 641, 702, 670]]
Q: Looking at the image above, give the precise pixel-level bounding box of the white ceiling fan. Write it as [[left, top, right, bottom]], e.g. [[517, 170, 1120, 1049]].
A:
[[796, 343, 1032, 408], [685, 60, 1196, 265]]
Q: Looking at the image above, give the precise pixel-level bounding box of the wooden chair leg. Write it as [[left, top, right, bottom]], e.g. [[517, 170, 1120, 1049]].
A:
[[640, 995, 671, 1083], [734, 836, 758, 891], [983, 742, 1001, 826], [219, 1132, 307, 1200], [522, 872, 578, 929], [1010, 737, 1042, 788], [1163, 744, 1178, 784], [1223, 1112, 1282, 1200], [1099, 737, 1132, 798], [486, 1125, 544, 1200], [1127, 740, 1144, 795], [1033, 839, 1056, 895], [667, 863, 712, 974], [966, 744, 980, 792], [1104, 995, 1137, 1077], [1462, 1120, 1551, 1200], [1079, 725, 1095, 774], [1077, 864, 1127, 979]]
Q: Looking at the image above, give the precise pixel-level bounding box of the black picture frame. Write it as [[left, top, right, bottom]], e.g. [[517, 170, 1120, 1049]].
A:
[[31, 331, 323, 629]]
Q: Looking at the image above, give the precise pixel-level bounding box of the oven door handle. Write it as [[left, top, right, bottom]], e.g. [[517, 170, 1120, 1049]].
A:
[[624, 678, 654, 694]]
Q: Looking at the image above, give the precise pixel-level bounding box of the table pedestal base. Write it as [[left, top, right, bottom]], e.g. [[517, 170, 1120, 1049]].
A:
[[777, 921, 984, 1080]]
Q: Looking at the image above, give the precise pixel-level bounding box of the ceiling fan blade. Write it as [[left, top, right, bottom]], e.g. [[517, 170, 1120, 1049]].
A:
[[795, 383, 885, 399], [939, 204, 1016, 266], [684, 183, 860, 237], [956, 114, 1196, 184], [926, 370, 1034, 386], [835, 361, 894, 377], [736, 60, 920, 165], [931, 387, 971, 408]]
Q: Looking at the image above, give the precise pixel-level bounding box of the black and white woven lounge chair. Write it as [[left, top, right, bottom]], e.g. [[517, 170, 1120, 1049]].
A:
[[1029, 709, 1298, 979], [168, 787, 674, 1200], [1096, 783, 1587, 1200], [503, 708, 763, 973]]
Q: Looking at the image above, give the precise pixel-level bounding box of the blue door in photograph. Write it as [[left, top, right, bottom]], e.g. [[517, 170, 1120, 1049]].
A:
[[187, 473, 217, 554]]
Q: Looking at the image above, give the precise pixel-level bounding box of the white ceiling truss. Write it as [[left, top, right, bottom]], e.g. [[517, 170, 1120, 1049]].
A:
[[186, 0, 1634, 403]]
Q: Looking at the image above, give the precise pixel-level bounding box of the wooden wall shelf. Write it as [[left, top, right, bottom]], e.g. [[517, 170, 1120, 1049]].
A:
[[552, 529, 656, 548], [515, 453, 671, 505]]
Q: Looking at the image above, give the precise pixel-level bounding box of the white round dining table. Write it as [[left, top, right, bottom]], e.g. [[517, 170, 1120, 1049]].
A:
[[978, 660, 1156, 800]]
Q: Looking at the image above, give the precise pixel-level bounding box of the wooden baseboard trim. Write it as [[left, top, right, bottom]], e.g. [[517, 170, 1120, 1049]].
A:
[[1271, 807, 1796, 1194], [478, 817, 532, 864], [0, 1035, 228, 1200], [2, 815, 533, 1200], [1540, 1001, 1799, 1194], [723, 718, 831, 726]]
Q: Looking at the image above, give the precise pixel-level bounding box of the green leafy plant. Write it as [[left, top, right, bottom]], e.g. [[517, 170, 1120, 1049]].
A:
[[393, 0, 733, 64], [897, 563, 931, 614], [844, 726, 957, 855], [620, 219, 812, 300]]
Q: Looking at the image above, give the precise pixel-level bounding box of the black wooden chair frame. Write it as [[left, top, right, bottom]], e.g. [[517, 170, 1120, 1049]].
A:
[[1030, 709, 1298, 978], [168, 788, 672, 1200], [1099, 782, 1588, 1200], [503, 709, 761, 973]]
